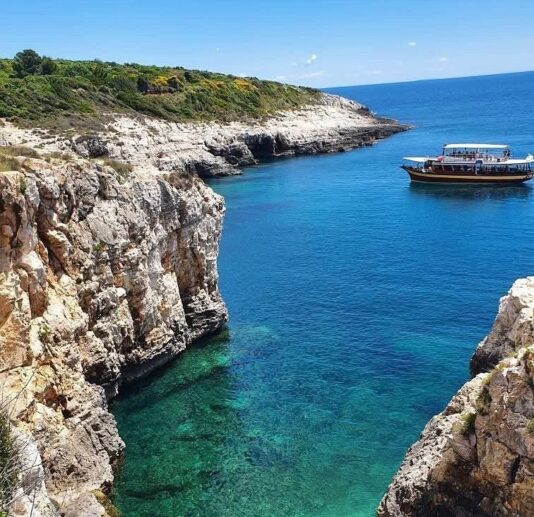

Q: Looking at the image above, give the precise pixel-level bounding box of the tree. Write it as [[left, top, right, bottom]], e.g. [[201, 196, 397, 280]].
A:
[[12, 50, 42, 78], [39, 57, 57, 75]]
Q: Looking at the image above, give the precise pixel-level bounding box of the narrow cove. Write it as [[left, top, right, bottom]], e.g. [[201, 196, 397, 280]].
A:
[[113, 72, 534, 516]]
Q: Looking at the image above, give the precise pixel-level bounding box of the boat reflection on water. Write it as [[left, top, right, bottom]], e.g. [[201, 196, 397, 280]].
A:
[[408, 181, 532, 201]]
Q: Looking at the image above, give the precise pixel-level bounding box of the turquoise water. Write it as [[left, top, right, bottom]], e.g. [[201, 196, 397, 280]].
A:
[[113, 72, 534, 516]]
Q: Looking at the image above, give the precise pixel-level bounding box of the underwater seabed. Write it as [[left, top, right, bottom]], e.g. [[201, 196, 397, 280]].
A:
[[114, 71, 534, 517]]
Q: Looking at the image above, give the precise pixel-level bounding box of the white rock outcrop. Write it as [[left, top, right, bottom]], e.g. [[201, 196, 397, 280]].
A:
[[0, 157, 227, 514], [0, 94, 405, 178]]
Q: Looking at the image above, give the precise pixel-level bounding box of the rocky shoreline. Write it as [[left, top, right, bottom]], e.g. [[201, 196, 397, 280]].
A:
[[1, 93, 406, 179], [0, 94, 405, 516], [378, 277, 534, 516]]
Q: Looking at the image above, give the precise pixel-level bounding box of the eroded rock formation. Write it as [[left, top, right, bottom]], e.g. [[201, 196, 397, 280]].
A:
[[0, 157, 227, 515], [378, 277, 534, 517], [0, 94, 406, 179]]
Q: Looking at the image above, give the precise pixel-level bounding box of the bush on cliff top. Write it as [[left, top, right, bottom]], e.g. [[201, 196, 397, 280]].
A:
[[0, 50, 321, 130]]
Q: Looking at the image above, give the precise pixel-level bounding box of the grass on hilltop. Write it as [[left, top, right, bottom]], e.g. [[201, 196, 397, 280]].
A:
[[0, 50, 321, 130]]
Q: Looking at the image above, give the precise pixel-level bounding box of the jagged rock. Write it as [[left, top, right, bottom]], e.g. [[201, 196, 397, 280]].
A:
[[0, 155, 227, 514], [72, 136, 109, 158], [379, 277, 534, 517], [471, 277, 534, 375], [62, 493, 106, 517]]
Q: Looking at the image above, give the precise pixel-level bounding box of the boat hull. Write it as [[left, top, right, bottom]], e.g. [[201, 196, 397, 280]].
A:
[[402, 166, 532, 184]]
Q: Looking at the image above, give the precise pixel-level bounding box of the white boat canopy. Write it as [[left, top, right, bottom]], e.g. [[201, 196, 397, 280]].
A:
[[443, 143, 508, 149], [403, 157, 429, 163]]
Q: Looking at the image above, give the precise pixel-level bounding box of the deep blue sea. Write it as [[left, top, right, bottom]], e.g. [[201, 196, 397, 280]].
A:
[[113, 72, 534, 516]]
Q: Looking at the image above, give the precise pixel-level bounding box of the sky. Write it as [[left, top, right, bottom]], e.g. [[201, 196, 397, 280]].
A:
[[1, 0, 534, 87]]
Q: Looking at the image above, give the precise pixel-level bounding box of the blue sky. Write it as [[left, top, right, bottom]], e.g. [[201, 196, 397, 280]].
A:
[[1, 0, 533, 87]]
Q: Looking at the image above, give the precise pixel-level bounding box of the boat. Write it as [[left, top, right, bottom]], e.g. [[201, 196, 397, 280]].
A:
[[402, 144, 534, 184]]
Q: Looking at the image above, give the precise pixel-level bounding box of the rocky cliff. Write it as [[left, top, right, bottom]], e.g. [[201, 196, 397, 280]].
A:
[[378, 277, 534, 517], [0, 93, 404, 516], [0, 154, 226, 515]]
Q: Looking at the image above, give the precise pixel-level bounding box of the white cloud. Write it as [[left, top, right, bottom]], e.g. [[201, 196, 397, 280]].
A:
[[439, 56, 448, 62], [306, 53, 318, 65], [408, 41, 417, 47], [276, 75, 287, 81]]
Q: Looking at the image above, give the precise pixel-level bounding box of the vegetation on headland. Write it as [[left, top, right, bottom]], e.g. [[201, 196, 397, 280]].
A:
[[0, 50, 321, 130]]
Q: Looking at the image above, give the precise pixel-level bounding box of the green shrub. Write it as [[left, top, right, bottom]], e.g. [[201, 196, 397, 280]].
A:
[[0, 156, 21, 172], [38, 323, 52, 344], [0, 146, 40, 159], [46, 151, 74, 162], [0, 50, 321, 129], [40, 57, 57, 76], [19, 176, 27, 194], [94, 241, 107, 253], [100, 158, 133, 182], [452, 412, 476, 437], [527, 417, 534, 434], [475, 388, 492, 415]]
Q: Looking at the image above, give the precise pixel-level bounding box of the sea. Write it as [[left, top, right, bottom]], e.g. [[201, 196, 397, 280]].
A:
[[112, 71, 534, 516]]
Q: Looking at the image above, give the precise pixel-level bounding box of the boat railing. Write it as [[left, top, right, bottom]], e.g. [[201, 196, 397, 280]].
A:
[[442, 154, 508, 163]]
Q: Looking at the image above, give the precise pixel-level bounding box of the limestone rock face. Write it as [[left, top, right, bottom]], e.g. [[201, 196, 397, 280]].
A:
[[471, 277, 534, 375], [378, 277, 534, 517], [0, 157, 227, 513], [0, 93, 406, 179]]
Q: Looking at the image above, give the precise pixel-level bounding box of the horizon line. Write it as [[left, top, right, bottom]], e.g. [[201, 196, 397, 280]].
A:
[[321, 68, 534, 90]]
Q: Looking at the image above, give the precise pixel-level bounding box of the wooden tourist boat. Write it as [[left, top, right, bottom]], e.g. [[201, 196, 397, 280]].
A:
[[402, 144, 534, 184]]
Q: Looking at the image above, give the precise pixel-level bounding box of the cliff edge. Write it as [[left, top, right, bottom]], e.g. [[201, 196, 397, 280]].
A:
[[0, 152, 227, 515], [1, 93, 405, 179], [378, 277, 534, 517]]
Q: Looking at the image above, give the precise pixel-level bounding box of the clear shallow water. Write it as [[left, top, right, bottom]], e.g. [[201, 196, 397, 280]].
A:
[[113, 72, 534, 516]]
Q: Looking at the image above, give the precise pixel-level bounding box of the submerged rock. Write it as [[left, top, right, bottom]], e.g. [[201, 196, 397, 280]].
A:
[[378, 277, 534, 517]]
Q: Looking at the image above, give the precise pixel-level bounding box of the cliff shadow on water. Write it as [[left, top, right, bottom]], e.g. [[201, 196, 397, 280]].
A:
[[112, 325, 300, 516], [112, 329, 233, 507]]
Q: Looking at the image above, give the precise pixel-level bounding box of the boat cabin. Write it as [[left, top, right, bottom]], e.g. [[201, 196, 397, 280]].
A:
[[442, 144, 510, 162]]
